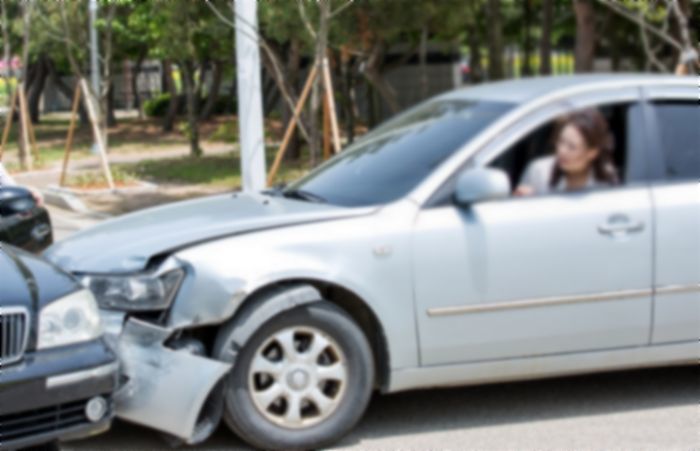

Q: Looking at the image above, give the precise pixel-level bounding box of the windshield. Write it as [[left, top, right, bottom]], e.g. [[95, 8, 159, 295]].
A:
[[285, 98, 513, 207]]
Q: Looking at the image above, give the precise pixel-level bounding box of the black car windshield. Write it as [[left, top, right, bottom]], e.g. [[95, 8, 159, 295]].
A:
[[285, 99, 513, 207]]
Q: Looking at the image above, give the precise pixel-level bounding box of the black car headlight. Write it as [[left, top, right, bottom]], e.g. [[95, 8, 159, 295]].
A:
[[81, 267, 185, 311]]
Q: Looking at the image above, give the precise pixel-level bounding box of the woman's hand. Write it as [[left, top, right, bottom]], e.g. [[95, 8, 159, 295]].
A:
[[513, 185, 534, 197]]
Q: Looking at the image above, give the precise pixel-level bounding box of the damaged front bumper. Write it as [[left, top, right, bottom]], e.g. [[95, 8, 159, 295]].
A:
[[102, 312, 231, 443]]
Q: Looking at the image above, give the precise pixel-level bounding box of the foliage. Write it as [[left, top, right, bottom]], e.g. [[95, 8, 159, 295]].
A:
[[143, 92, 172, 117], [120, 151, 306, 189]]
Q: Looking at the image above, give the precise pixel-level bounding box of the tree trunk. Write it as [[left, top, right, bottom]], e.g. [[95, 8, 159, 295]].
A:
[[539, 0, 553, 75], [27, 54, 49, 123], [574, 0, 596, 73], [308, 0, 330, 167], [18, 1, 33, 170], [131, 52, 146, 119], [199, 60, 223, 120], [468, 24, 483, 83], [487, 0, 503, 80], [419, 24, 429, 98], [1, 0, 11, 107], [262, 74, 280, 116], [522, 0, 533, 76], [106, 81, 117, 127], [180, 60, 201, 157], [340, 49, 356, 145], [47, 61, 89, 126], [162, 60, 179, 132], [363, 42, 399, 115], [282, 38, 302, 161]]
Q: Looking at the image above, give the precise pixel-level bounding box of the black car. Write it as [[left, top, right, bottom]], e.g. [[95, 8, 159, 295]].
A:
[[0, 186, 53, 253], [0, 244, 117, 450]]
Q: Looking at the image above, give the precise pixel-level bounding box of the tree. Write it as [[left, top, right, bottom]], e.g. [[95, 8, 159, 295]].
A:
[[152, 0, 231, 157], [539, 0, 554, 74], [487, 0, 504, 79], [574, 0, 595, 72], [597, 0, 699, 73]]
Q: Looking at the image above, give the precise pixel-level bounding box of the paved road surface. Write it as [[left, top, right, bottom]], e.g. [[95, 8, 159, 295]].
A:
[[63, 366, 698, 451], [48, 206, 699, 450]]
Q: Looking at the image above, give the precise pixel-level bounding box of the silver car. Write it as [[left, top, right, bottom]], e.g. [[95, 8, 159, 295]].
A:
[[45, 74, 699, 450]]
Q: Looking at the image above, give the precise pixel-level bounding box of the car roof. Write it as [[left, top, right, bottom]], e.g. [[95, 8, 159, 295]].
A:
[[441, 73, 696, 104]]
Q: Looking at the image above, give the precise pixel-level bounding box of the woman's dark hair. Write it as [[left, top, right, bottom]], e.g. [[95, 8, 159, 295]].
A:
[[550, 108, 619, 188]]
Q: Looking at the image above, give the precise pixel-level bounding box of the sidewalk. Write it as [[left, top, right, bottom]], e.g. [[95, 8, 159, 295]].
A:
[[47, 204, 104, 241], [11, 144, 235, 216]]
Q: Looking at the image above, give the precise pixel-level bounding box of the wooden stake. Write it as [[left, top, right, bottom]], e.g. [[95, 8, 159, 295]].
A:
[[0, 88, 18, 161], [16, 84, 33, 171], [322, 91, 331, 161], [60, 84, 82, 187], [321, 57, 341, 153], [80, 78, 115, 190], [267, 63, 319, 186]]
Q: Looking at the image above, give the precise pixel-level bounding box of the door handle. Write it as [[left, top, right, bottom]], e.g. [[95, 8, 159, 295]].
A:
[[598, 214, 644, 236]]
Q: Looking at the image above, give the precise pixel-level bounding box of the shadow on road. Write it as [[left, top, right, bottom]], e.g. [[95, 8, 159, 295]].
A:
[[336, 365, 698, 447], [67, 366, 698, 450]]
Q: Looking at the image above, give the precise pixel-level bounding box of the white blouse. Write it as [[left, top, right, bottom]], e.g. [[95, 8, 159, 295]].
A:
[[517, 156, 604, 195]]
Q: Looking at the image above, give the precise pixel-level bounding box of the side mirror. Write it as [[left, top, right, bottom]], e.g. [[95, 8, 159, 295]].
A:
[[0, 186, 36, 216], [454, 167, 511, 206]]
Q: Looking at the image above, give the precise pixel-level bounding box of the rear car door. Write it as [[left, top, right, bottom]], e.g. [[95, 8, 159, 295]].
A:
[[643, 85, 700, 344]]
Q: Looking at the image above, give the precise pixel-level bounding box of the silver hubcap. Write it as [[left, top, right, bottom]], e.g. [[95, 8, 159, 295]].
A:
[[248, 326, 348, 429]]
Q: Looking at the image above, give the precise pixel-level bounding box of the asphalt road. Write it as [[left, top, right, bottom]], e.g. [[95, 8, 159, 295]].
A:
[[63, 367, 698, 451], [48, 205, 699, 450]]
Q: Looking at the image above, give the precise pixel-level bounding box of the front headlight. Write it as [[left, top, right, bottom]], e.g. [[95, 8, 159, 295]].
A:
[[81, 268, 185, 311], [38, 289, 102, 349]]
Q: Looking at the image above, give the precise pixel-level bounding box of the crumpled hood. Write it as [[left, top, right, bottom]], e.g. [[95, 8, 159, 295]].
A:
[[45, 192, 372, 274]]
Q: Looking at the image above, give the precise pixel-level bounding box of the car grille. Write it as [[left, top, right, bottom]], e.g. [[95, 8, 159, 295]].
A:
[[0, 307, 29, 365], [0, 397, 110, 444]]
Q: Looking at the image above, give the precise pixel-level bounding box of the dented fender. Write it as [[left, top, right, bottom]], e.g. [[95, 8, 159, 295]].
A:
[[214, 285, 322, 363], [113, 318, 231, 442]]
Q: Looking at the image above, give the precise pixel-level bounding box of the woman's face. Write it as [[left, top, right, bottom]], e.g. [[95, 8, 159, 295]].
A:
[[555, 124, 599, 175]]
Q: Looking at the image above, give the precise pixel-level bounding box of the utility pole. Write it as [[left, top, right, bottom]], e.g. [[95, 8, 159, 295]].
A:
[[88, 0, 100, 154], [234, 0, 266, 191], [89, 0, 100, 96]]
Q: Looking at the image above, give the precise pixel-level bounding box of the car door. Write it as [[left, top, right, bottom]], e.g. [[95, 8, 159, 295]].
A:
[[642, 85, 700, 344], [412, 91, 654, 366]]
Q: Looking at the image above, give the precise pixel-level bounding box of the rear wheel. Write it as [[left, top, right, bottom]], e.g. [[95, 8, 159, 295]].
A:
[[219, 302, 374, 450]]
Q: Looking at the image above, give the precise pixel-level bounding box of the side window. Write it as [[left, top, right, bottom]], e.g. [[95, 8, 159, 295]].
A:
[[650, 102, 700, 181], [488, 102, 634, 194]]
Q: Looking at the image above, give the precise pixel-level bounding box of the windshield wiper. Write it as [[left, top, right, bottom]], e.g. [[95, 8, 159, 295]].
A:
[[282, 189, 327, 203]]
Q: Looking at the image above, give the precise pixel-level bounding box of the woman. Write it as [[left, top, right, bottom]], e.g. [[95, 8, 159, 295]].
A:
[[515, 108, 618, 196]]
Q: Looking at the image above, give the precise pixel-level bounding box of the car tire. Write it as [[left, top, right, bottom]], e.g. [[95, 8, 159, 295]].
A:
[[217, 302, 374, 451]]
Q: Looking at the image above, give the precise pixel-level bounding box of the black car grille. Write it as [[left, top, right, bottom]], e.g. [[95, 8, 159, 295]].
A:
[[0, 398, 109, 444], [0, 308, 28, 365]]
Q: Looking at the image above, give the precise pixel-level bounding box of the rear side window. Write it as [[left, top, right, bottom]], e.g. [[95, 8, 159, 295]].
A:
[[651, 102, 700, 181]]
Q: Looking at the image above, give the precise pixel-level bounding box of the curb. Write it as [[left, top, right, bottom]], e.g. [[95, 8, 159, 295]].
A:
[[42, 186, 112, 219]]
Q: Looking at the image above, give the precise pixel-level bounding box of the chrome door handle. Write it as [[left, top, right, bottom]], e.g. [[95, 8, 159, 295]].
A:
[[598, 217, 644, 235]]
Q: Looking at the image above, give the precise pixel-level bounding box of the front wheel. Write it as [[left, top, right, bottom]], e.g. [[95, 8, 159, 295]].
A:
[[219, 302, 374, 451]]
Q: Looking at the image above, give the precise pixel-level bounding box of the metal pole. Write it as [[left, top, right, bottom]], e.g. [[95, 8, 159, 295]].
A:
[[88, 0, 100, 155], [234, 0, 266, 191], [88, 0, 100, 96]]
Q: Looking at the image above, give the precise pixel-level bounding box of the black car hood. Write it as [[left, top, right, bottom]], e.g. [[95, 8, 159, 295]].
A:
[[0, 244, 79, 312]]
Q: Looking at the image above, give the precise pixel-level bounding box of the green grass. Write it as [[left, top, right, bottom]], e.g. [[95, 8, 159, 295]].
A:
[[4, 146, 92, 172], [66, 166, 138, 189], [118, 150, 309, 189]]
